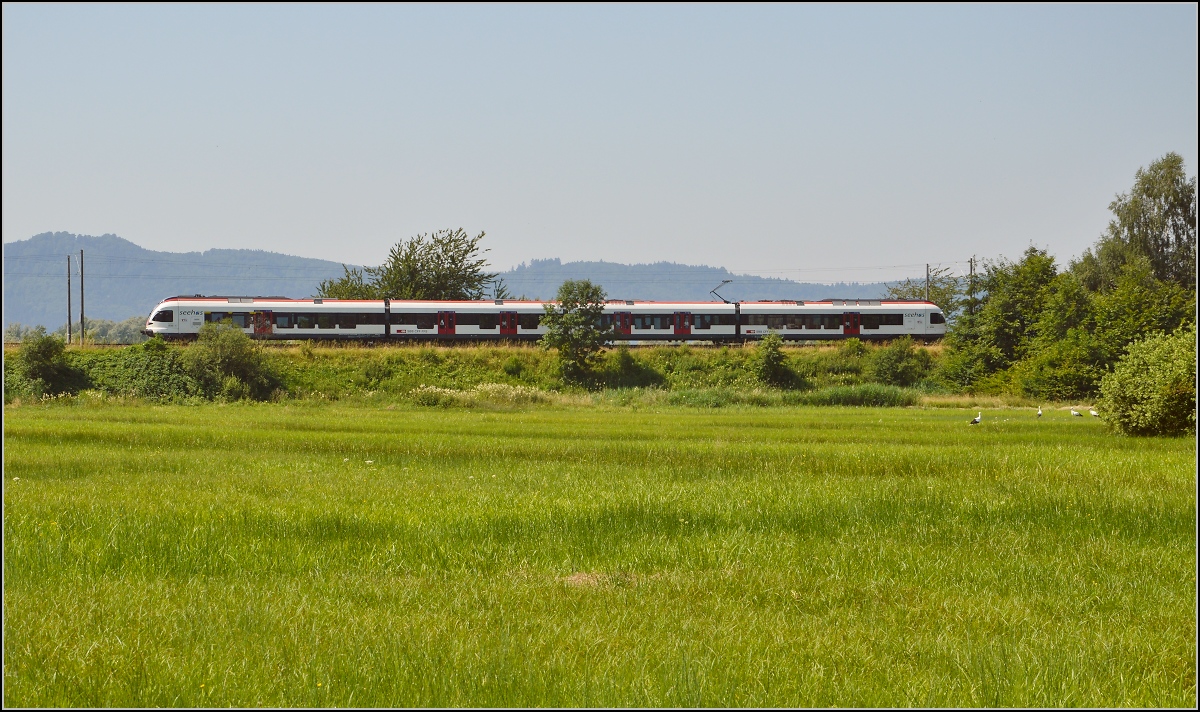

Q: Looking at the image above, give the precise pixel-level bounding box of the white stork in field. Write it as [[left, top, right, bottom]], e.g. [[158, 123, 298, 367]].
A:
[[969, 412, 982, 425], [1071, 409, 1082, 417], [1037, 407, 1043, 418], [1090, 409, 1099, 417]]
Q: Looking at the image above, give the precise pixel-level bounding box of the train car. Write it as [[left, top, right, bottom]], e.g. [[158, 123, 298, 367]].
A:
[[143, 295, 946, 342], [738, 299, 945, 340]]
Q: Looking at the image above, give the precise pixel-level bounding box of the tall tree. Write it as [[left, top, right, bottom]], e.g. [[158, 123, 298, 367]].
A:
[[540, 279, 612, 382], [316, 229, 509, 300], [1073, 153, 1197, 292], [885, 265, 965, 319]]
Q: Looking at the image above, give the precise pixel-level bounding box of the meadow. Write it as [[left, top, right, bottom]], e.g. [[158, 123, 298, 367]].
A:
[[3, 400, 1195, 707]]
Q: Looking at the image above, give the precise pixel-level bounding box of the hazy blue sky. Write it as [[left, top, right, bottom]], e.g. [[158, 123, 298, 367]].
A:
[[3, 4, 1196, 282]]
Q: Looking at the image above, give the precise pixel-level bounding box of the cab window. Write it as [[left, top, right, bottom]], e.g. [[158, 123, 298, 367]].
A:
[[151, 310, 174, 323]]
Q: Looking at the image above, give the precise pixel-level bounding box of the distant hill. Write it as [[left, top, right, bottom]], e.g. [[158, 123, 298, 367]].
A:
[[3, 233, 893, 329], [499, 258, 890, 303], [3, 232, 351, 328]]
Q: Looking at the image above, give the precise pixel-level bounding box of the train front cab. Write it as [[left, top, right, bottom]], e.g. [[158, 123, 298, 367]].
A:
[[145, 306, 177, 338]]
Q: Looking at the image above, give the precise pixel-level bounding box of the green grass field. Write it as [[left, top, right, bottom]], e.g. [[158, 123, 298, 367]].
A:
[[3, 401, 1195, 706]]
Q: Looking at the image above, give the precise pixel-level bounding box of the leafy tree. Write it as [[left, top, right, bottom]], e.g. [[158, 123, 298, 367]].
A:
[[1010, 329, 1107, 401], [317, 228, 509, 300], [1028, 272, 1095, 345], [317, 266, 373, 300], [885, 265, 965, 320], [1006, 272, 1106, 400], [1098, 325, 1196, 436], [754, 332, 793, 387], [1090, 256, 1195, 361], [1073, 153, 1196, 292], [964, 247, 1058, 367], [4, 323, 40, 343], [540, 279, 612, 383]]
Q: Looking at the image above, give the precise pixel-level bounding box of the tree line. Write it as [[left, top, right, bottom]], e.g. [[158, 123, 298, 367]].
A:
[[891, 152, 1194, 404]]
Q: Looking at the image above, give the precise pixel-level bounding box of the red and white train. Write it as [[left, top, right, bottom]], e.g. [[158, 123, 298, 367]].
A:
[[143, 295, 946, 342]]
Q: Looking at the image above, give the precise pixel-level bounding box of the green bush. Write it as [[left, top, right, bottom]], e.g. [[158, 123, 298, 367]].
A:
[[9, 328, 86, 397], [1010, 330, 1106, 401], [502, 355, 524, 377], [181, 323, 280, 401], [84, 337, 201, 401], [1097, 326, 1196, 436], [868, 336, 933, 387]]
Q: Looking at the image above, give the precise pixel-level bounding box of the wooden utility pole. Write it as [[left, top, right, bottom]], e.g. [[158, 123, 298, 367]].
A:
[[67, 255, 73, 344], [925, 263, 930, 302], [79, 249, 85, 345]]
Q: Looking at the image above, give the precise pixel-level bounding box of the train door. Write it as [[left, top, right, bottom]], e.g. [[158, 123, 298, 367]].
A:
[[842, 312, 860, 336], [674, 311, 692, 336], [500, 311, 518, 336], [614, 312, 632, 336], [251, 311, 273, 338], [437, 311, 456, 335]]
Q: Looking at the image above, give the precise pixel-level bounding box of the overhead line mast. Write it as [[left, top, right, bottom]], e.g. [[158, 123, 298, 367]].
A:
[[79, 250, 85, 345], [66, 255, 72, 344]]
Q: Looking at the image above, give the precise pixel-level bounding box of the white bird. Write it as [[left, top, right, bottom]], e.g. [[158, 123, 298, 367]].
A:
[[1036, 407, 1042, 418], [1089, 409, 1098, 417], [1071, 409, 1082, 417], [969, 412, 981, 425]]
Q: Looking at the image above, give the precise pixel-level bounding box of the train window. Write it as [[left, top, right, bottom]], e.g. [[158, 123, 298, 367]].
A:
[[275, 314, 293, 328], [205, 311, 227, 323], [930, 312, 945, 324], [635, 314, 671, 329], [315, 314, 335, 329], [820, 315, 841, 329], [694, 314, 712, 330], [479, 313, 496, 329], [151, 310, 173, 323], [744, 314, 768, 326], [390, 313, 436, 329], [296, 313, 316, 329], [230, 313, 248, 328], [340, 313, 366, 328], [714, 314, 738, 326], [518, 314, 541, 330]]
